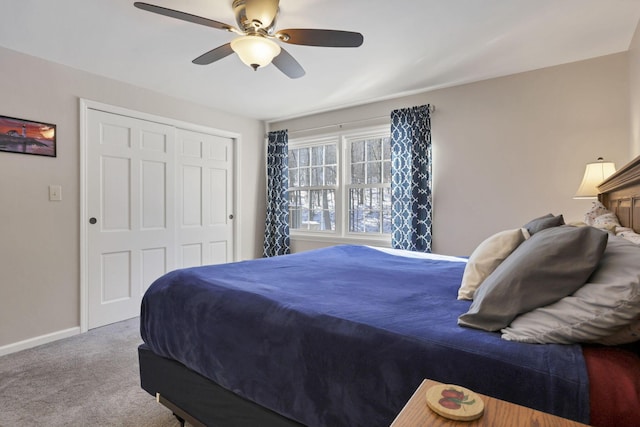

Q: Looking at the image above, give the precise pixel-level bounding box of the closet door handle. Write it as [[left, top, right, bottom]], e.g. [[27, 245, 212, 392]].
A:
[[89, 217, 97, 224], [228, 214, 234, 220]]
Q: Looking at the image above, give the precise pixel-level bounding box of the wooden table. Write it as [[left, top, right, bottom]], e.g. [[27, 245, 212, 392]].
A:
[[390, 379, 591, 427]]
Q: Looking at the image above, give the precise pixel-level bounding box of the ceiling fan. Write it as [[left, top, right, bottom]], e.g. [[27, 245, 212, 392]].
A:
[[133, 0, 364, 79]]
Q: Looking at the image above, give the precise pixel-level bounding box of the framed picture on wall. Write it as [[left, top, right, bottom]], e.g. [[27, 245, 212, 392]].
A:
[[0, 115, 56, 157]]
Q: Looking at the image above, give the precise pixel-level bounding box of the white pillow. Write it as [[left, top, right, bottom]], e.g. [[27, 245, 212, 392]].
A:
[[501, 235, 640, 345], [457, 228, 529, 300], [596, 318, 640, 346]]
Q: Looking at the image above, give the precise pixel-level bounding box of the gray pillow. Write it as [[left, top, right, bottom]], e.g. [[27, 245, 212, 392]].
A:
[[458, 225, 608, 331], [502, 235, 640, 344], [523, 214, 565, 235]]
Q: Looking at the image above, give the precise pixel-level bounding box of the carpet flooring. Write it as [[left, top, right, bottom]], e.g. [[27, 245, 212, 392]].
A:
[[0, 317, 179, 426]]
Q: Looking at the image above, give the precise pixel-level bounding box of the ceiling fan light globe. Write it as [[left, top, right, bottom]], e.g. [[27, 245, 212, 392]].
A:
[[231, 35, 281, 70]]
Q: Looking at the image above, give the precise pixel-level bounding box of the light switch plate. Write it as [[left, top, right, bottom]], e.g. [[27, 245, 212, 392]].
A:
[[49, 185, 62, 201]]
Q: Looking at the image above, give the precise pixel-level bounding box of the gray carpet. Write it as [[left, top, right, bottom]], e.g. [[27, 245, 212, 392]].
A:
[[0, 317, 179, 426]]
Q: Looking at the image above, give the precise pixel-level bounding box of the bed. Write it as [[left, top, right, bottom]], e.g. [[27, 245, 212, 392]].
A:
[[138, 156, 640, 427]]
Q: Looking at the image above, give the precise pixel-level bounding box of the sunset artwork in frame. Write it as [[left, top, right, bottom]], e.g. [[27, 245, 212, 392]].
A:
[[0, 115, 56, 157]]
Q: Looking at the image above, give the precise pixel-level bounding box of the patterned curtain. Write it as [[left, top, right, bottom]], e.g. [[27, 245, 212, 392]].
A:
[[390, 105, 433, 252], [263, 130, 291, 257]]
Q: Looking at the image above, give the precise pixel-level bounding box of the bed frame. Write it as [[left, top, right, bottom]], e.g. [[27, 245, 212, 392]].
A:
[[599, 154, 640, 233], [139, 344, 302, 426], [140, 154, 640, 427]]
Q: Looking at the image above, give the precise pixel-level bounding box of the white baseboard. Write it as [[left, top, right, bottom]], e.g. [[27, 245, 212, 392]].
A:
[[0, 326, 81, 357]]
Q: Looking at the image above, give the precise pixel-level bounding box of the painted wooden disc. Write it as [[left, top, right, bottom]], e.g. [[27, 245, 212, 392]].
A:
[[425, 384, 484, 421]]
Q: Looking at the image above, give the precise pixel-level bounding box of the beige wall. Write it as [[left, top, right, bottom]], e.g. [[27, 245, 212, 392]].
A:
[[630, 20, 640, 156], [1, 41, 635, 350], [271, 53, 630, 256], [0, 46, 266, 348]]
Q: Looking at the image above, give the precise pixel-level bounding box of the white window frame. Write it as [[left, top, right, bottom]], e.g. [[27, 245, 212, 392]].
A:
[[288, 136, 340, 233], [288, 125, 391, 246], [343, 128, 392, 238]]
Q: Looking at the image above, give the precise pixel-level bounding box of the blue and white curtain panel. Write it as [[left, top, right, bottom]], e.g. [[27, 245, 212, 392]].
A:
[[263, 129, 291, 257], [390, 105, 433, 252]]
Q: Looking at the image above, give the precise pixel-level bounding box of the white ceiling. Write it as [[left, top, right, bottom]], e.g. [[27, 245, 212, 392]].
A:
[[1, 0, 639, 121]]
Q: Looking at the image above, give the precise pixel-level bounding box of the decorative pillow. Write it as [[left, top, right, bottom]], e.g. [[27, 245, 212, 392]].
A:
[[458, 225, 608, 332], [502, 235, 640, 345], [523, 214, 565, 235], [457, 228, 529, 300], [592, 212, 621, 233], [584, 201, 611, 225]]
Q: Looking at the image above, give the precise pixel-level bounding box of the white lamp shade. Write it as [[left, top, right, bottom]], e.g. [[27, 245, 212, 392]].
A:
[[574, 159, 616, 199], [231, 36, 281, 70]]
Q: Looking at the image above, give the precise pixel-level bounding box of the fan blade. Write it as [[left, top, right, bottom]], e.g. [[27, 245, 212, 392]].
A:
[[276, 29, 363, 47], [134, 2, 233, 31], [272, 48, 305, 79], [193, 43, 234, 65], [245, 0, 279, 28]]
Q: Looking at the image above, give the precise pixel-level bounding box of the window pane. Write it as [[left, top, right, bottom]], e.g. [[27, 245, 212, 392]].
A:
[[349, 187, 386, 233], [383, 137, 391, 160], [312, 146, 323, 166], [289, 149, 298, 168], [351, 140, 365, 163], [299, 167, 309, 186], [288, 190, 309, 230], [346, 186, 392, 234], [289, 189, 335, 231], [383, 161, 391, 184], [366, 139, 381, 161], [351, 163, 365, 184], [367, 162, 381, 184], [298, 148, 309, 166], [310, 189, 335, 231], [325, 165, 337, 185], [311, 167, 323, 186], [290, 168, 299, 187], [325, 144, 336, 164]]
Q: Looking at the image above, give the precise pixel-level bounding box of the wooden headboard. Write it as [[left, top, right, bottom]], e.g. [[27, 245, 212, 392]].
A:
[[598, 155, 640, 233]]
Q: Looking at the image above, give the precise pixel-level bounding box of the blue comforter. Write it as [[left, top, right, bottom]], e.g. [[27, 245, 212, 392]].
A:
[[140, 245, 589, 426]]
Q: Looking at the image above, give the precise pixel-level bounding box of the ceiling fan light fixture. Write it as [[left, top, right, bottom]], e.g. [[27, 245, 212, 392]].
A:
[[135, 2, 364, 78], [231, 35, 281, 70]]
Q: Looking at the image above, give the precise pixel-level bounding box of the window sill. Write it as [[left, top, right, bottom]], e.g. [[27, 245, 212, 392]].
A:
[[290, 232, 391, 248]]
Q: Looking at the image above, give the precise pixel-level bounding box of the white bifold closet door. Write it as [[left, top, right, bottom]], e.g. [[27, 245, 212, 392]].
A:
[[86, 109, 234, 329], [175, 128, 234, 269]]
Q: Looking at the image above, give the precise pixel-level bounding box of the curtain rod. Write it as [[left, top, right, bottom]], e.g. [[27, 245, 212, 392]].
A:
[[267, 105, 435, 137]]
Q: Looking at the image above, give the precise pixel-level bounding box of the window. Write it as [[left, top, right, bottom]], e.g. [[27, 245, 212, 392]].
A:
[[288, 127, 391, 241], [288, 142, 337, 231], [347, 136, 392, 234]]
